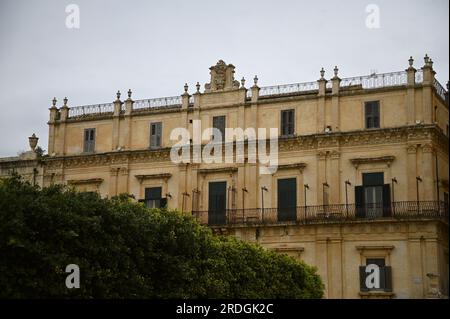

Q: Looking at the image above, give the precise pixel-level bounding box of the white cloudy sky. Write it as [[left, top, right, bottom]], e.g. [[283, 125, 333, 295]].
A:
[[0, 0, 448, 157]]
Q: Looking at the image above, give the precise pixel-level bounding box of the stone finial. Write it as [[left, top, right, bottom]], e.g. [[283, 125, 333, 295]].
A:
[[196, 82, 200, 93], [241, 77, 245, 88], [63, 97, 68, 106], [320, 67, 325, 79], [116, 90, 121, 100], [127, 89, 132, 99], [424, 54, 430, 65], [429, 59, 434, 69], [409, 56, 414, 67], [28, 133, 39, 151], [447, 81, 449, 91], [52, 97, 57, 107], [184, 83, 188, 93], [253, 75, 258, 86], [333, 66, 339, 77]]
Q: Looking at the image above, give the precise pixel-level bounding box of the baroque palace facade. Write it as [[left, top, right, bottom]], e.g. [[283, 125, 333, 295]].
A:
[[1, 56, 449, 299]]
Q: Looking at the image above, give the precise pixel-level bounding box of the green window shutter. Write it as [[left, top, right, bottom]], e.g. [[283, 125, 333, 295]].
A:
[[382, 184, 392, 217], [359, 266, 369, 292], [355, 186, 365, 218], [384, 266, 393, 292]]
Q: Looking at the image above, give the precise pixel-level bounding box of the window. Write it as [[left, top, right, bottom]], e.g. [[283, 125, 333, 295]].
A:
[[281, 109, 295, 136], [365, 101, 380, 129], [277, 178, 297, 222], [212, 116, 226, 142], [144, 187, 165, 208], [83, 128, 95, 153], [355, 172, 391, 218], [359, 258, 392, 292], [150, 122, 162, 149]]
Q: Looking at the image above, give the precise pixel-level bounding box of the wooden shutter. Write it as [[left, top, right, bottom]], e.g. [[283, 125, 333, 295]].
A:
[[288, 110, 295, 135], [359, 266, 369, 292], [382, 184, 391, 217], [355, 186, 365, 218], [281, 110, 294, 136], [155, 122, 162, 147], [84, 128, 95, 152], [384, 266, 393, 292], [150, 123, 161, 148], [84, 129, 89, 152], [160, 198, 167, 208], [373, 101, 380, 128]]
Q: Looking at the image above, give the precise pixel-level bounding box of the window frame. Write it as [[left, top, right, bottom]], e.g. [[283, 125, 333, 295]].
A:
[[364, 101, 380, 129], [212, 115, 226, 142], [150, 122, 162, 149], [83, 128, 96, 153], [281, 109, 295, 137]]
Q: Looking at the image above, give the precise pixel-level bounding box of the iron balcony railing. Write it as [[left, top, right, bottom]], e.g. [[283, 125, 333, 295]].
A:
[[192, 201, 448, 227]]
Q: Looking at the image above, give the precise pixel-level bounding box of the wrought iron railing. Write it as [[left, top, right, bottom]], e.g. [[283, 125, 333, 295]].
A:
[[192, 201, 448, 227], [68, 103, 114, 118], [133, 95, 182, 110]]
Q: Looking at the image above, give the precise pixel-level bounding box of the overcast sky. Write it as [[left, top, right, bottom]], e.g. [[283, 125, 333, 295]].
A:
[[0, 0, 448, 157]]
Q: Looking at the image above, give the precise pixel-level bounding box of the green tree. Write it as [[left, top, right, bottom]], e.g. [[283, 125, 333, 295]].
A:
[[0, 175, 323, 298]]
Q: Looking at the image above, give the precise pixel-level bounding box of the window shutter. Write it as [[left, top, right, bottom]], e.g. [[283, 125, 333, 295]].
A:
[[359, 266, 369, 292], [382, 184, 391, 217], [150, 123, 162, 148], [145, 187, 162, 200], [355, 186, 365, 218], [84, 130, 89, 152], [373, 102, 380, 128], [288, 110, 295, 135], [384, 266, 393, 292], [160, 198, 167, 208], [156, 122, 162, 147]]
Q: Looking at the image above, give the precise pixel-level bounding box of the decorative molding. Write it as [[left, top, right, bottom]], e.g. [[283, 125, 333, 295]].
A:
[[356, 245, 395, 252], [276, 163, 307, 172], [67, 178, 103, 185], [407, 144, 418, 154], [135, 173, 172, 183], [350, 156, 395, 168], [421, 143, 434, 153], [198, 167, 238, 175]]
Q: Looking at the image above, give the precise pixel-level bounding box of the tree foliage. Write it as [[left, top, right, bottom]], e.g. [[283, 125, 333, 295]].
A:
[[0, 175, 324, 298]]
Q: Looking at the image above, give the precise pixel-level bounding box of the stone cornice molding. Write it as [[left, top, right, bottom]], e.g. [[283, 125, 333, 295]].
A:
[[40, 125, 447, 169], [198, 167, 238, 175], [356, 245, 395, 252], [276, 163, 307, 173], [135, 173, 172, 183], [67, 178, 103, 185], [350, 156, 395, 168]]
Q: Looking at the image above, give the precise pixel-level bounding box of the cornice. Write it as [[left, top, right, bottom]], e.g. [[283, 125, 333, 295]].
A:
[[41, 125, 447, 169]]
